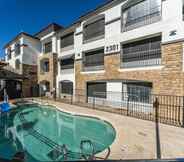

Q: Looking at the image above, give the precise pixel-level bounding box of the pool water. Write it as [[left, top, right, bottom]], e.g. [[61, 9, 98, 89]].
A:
[[0, 104, 116, 161]]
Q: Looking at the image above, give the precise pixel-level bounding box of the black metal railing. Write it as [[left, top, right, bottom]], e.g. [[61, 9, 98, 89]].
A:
[[52, 89, 184, 127], [83, 61, 104, 71], [122, 5, 161, 32], [60, 64, 74, 70]]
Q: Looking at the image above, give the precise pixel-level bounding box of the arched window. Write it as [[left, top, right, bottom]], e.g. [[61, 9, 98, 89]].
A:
[[15, 59, 21, 70]]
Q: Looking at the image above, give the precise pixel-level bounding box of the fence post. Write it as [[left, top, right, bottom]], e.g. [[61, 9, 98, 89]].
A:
[[154, 97, 159, 123], [182, 97, 184, 127], [154, 97, 161, 159], [93, 96, 95, 109], [127, 97, 130, 116], [70, 93, 73, 105]]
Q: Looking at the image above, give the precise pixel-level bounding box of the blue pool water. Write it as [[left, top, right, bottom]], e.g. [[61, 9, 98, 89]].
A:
[[0, 104, 116, 161]]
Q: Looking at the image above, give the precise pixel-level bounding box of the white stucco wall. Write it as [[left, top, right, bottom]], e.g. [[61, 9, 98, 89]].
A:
[[5, 35, 40, 69], [56, 31, 75, 95], [39, 32, 57, 56], [75, 0, 184, 60]]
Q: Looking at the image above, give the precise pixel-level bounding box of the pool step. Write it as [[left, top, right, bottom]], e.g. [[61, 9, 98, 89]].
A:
[[18, 113, 67, 160]]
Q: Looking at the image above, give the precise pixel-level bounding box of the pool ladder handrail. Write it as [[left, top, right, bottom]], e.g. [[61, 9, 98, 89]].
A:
[[80, 140, 111, 160], [80, 140, 95, 160]]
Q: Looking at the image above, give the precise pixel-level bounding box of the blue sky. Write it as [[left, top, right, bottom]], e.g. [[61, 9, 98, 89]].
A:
[[0, 0, 107, 58]]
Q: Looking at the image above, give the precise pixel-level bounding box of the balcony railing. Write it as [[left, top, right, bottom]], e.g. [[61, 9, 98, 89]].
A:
[[121, 49, 161, 68], [83, 61, 104, 72], [122, 6, 161, 32], [60, 64, 74, 70]]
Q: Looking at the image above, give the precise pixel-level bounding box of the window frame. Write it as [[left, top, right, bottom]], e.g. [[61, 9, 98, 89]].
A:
[[120, 35, 162, 68], [43, 41, 52, 54], [123, 82, 152, 104], [60, 81, 73, 95], [40, 59, 50, 73], [15, 43, 21, 56], [82, 47, 104, 71], [83, 15, 105, 43], [60, 32, 74, 49], [15, 59, 21, 70], [87, 82, 107, 99], [121, 0, 162, 32], [60, 58, 74, 70], [7, 48, 12, 60]]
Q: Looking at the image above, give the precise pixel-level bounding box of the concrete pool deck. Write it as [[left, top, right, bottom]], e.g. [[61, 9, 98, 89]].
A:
[[14, 99, 184, 160]]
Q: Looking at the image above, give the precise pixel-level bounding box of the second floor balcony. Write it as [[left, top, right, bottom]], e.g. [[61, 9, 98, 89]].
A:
[[59, 54, 74, 71], [122, 0, 162, 32], [121, 36, 161, 68], [83, 48, 104, 72], [83, 15, 105, 43]]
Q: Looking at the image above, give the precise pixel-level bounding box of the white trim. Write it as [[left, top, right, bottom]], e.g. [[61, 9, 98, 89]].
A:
[[119, 65, 164, 72], [183, 43, 184, 72], [81, 70, 105, 74], [40, 32, 55, 41]]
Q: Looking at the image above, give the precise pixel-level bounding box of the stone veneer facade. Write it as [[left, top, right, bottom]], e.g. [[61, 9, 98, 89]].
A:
[[75, 42, 184, 97], [22, 64, 37, 97], [37, 53, 58, 92]]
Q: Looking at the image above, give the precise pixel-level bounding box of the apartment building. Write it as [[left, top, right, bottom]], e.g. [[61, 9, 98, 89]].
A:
[[3, 0, 184, 106], [35, 23, 63, 96], [68, 0, 184, 107], [4, 32, 40, 98]]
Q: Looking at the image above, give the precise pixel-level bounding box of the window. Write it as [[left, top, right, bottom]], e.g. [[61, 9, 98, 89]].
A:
[[60, 58, 74, 70], [60, 33, 74, 48], [40, 59, 49, 73], [15, 43, 21, 56], [121, 36, 161, 68], [15, 59, 21, 70], [87, 82, 106, 98], [83, 48, 104, 71], [43, 42, 52, 53], [45, 82, 50, 91], [83, 16, 105, 42], [183, 0, 184, 20], [123, 82, 152, 103], [60, 81, 73, 94], [7, 48, 11, 60], [122, 0, 161, 31]]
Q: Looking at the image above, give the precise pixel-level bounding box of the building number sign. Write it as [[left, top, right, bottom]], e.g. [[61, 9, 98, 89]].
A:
[[105, 44, 119, 54]]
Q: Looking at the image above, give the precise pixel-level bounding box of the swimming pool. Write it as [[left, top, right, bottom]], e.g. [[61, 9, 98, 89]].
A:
[[0, 103, 116, 161]]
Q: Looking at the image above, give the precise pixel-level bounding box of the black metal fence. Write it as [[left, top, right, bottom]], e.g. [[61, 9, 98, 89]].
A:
[[41, 89, 184, 127]]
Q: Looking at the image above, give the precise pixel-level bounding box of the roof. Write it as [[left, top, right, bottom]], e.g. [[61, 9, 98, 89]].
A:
[[78, 0, 114, 21], [0, 61, 8, 68], [4, 32, 39, 49], [58, 0, 125, 34], [35, 23, 64, 38], [0, 69, 27, 80]]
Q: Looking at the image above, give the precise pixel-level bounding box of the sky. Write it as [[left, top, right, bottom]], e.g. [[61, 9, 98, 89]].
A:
[[0, 0, 107, 58]]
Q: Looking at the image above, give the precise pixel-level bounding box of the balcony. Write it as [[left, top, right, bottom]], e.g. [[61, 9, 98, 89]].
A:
[[59, 54, 74, 71], [82, 48, 104, 72], [83, 15, 105, 43], [121, 49, 161, 68], [83, 61, 104, 72], [121, 36, 161, 68], [122, 0, 161, 32]]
